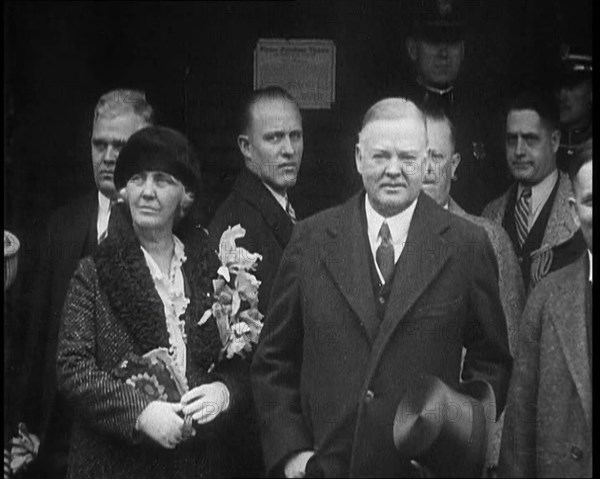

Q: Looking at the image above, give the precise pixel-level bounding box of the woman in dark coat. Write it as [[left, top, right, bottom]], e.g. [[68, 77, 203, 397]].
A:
[[56, 126, 249, 478]]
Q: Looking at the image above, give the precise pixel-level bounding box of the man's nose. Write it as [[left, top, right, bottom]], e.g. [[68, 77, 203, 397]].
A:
[[385, 156, 403, 177], [515, 138, 526, 156], [102, 145, 118, 162], [437, 44, 449, 58], [280, 135, 295, 156]]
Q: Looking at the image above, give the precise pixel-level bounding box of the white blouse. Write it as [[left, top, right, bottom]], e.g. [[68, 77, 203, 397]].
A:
[[140, 235, 189, 376]]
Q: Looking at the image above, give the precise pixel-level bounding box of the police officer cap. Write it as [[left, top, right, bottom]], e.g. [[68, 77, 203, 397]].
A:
[[412, 0, 465, 44], [558, 44, 593, 87]]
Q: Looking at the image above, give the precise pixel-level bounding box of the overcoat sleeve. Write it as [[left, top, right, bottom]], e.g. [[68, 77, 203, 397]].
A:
[[56, 258, 154, 444], [461, 232, 513, 416], [498, 288, 544, 478], [250, 227, 313, 476]]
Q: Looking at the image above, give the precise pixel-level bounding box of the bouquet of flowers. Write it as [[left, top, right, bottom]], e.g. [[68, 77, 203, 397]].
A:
[[199, 224, 264, 361]]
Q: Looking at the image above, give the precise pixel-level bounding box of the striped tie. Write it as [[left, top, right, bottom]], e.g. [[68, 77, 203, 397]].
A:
[[286, 199, 297, 224], [514, 187, 532, 248]]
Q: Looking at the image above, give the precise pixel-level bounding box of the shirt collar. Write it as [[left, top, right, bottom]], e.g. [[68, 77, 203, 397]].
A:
[[417, 77, 455, 96], [262, 181, 289, 212], [98, 191, 112, 213], [588, 250, 593, 283], [364, 195, 418, 248], [518, 169, 558, 209]]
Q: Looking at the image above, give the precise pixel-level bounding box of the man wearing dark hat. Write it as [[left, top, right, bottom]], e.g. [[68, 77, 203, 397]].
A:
[[16, 89, 153, 478], [499, 145, 593, 478], [401, 0, 510, 215], [555, 44, 593, 172]]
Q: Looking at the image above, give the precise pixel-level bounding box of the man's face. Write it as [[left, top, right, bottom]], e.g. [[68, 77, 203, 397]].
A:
[[422, 118, 460, 206], [409, 38, 464, 87], [92, 113, 145, 198], [239, 98, 303, 195], [506, 109, 559, 185], [356, 117, 426, 217], [557, 79, 592, 129], [569, 160, 593, 252]]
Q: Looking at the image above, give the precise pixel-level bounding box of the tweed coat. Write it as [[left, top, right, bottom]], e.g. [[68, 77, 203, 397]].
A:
[[481, 171, 580, 293], [448, 198, 525, 472], [499, 253, 592, 478], [251, 192, 513, 478], [56, 204, 250, 479], [21, 191, 99, 476]]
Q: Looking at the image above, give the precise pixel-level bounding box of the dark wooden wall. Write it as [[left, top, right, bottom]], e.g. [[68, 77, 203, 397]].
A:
[[3, 0, 592, 339]]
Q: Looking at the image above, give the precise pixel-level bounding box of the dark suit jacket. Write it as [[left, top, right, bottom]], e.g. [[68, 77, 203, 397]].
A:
[[499, 253, 592, 478], [208, 168, 295, 315], [251, 192, 512, 478], [22, 191, 98, 474]]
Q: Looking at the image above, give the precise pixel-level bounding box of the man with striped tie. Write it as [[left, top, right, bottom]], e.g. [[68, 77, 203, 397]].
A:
[[482, 90, 585, 292], [18, 89, 154, 479], [209, 86, 303, 317], [208, 86, 303, 478]]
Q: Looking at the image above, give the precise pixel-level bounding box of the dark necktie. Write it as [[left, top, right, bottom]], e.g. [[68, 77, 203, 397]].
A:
[[376, 222, 395, 284], [286, 198, 297, 224], [514, 187, 532, 248]]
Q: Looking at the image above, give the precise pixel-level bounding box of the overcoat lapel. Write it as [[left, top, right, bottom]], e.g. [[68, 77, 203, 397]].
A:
[[235, 169, 294, 248], [66, 191, 98, 259], [369, 194, 451, 369], [321, 193, 380, 344], [550, 256, 592, 428]]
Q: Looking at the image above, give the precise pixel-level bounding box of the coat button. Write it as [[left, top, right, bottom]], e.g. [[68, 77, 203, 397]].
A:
[[365, 390, 375, 402], [570, 446, 583, 461], [378, 296, 386, 305]]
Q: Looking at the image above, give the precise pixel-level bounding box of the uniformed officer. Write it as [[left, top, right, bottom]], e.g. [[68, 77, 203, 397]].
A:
[[401, 0, 511, 214], [555, 44, 592, 172]]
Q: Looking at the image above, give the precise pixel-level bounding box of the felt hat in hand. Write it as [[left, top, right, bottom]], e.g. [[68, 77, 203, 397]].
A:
[[393, 375, 495, 478]]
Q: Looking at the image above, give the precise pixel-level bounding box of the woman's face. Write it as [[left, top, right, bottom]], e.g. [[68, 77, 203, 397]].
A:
[[124, 170, 188, 232]]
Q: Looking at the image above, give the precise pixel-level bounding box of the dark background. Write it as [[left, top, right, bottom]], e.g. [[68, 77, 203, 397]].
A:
[[3, 0, 593, 417]]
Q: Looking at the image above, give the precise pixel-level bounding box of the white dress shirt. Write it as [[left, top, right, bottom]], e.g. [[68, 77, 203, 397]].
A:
[[96, 192, 112, 243], [364, 196, 418, 284], [589, 250, 593, 283], [263, 181, 290, 212], [518, 169, 559, 229], [140, 235, 190, 376]]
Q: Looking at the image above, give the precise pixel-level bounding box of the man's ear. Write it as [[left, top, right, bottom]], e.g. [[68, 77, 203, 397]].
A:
[[568, 196, 582, 229], [550, 129, 561, 154], [406, 36, 418, 62], [450, 152, 461, 178], [118, 187, 128, 202], [355, 143, 364, 174], [237, 134, 251, 159]]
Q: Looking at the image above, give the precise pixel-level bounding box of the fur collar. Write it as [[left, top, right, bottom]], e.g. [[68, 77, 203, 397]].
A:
[[94, 203, 222, 377]]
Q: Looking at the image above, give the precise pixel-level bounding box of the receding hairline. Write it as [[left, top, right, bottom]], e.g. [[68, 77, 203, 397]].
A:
[[358, 98, 427, 144], [424, 114, 456, 152], [93, 88, 154, 126]]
